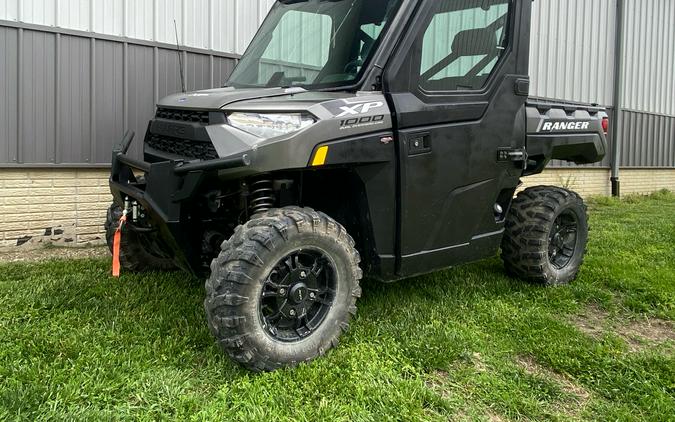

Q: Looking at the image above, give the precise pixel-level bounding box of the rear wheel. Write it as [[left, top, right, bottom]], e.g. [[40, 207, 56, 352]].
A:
[[204, 207, 362, 372], [104, 203, 175, 272], [501, 186, 589, 286]]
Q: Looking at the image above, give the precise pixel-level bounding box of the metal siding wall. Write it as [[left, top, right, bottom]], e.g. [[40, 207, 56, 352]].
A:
[[0, 1, 18, 21], [92, 0, 124, 36], [186, 53, 211, 91], [0, 27, 18, 164], [4, 0, 269, 54], [620, 111, 675, 167], [213, 56, 237, 87], [3, 1, 673, 168], [21, 30, 56, 164], [212, 0, 237, 54], [58, 0, 91, 31], [18, 0, 57, 26], [126, 0, 153, 41], [156, 0, 183, 45], [531, 0, 674, 169], [157, 48, 183, 99], [94, 40, 124, 164], [622, 0, 675, 116], [186, 0, 210, 49], [58, 35, 91, 163], [234, 0, 264, 54], [127, 45, 156, 160], [619, 0, 675, 168], [530, 0, 616, 107], [0, 23, 238, 166]]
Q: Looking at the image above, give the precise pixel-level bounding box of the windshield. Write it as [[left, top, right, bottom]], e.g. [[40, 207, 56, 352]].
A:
[[227, 0, 402, 89]]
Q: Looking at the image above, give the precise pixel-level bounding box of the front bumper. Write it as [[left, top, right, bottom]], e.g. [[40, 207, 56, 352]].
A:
[[109, 131, 251, 274]]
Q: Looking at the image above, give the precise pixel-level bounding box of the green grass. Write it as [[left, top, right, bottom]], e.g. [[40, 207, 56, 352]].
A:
[[1, 191, 674, 421]]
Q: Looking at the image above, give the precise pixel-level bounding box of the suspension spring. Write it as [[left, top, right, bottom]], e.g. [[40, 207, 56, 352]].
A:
[[249, 179, 275, 215]]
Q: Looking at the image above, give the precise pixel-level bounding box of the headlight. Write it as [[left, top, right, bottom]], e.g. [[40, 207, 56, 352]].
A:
[[227, 112, 315, 139]]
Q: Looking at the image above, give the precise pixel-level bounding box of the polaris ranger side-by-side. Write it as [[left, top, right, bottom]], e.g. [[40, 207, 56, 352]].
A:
[[106, 0, 608, 371]]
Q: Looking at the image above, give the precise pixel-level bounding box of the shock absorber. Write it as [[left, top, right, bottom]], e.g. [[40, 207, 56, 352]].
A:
[[248, 179, 275, 215]]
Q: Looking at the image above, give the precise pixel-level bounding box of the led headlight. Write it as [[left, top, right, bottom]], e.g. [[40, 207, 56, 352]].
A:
[[227, 112, 315, 139]]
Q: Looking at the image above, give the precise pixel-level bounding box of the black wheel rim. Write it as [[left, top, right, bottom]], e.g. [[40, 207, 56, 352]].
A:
[[548, 210, 579, 270], [259, 249, 337, 343]]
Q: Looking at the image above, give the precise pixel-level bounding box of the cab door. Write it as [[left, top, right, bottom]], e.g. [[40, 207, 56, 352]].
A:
[[383, 0, 531, 276]]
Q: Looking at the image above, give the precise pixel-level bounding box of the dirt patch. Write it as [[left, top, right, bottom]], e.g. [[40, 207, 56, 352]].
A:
[[568, 304, 610, 339], [616, 318, 675, 352], [516, 356, 590, 417], [485, 410, 508, 422], [468, 352, 487, 373], [569, 305, 675, 352], [0, 246, 109, 264]]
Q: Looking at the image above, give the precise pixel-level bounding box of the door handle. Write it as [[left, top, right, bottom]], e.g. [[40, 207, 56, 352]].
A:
[[407, 133, 431, 156], [497, 147, 529, 169]]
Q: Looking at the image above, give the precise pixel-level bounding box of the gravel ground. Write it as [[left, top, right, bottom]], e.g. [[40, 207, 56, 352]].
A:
[[0, 246, 109, 263]]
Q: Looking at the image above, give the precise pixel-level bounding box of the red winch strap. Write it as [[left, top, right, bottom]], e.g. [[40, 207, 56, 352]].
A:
[[112, 213, 127, 278]]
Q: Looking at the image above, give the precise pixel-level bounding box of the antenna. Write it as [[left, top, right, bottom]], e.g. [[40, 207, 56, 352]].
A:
[[173, 19, 187, 93]]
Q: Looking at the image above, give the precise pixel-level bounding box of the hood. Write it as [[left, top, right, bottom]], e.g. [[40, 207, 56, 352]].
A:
[[157, 87, 313, 110]]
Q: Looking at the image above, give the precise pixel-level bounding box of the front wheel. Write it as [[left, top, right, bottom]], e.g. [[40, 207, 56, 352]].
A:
[[204, 207, 362, 372], [501, 186, 589, 286]]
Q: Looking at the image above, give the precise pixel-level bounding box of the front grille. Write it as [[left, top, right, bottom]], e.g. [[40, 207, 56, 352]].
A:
[[156, 107, 210, 124], [147, 134, 218, 161]]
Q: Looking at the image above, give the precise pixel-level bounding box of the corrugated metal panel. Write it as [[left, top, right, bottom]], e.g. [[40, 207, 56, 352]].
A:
[[156, 0, 183, 45], [213, 0, 271, 54], [234, 0, 265, 54], [20, 30, 56, 164], [126, 0, 153, 41], [126, 44, 156, 160], [622, 0, 675, 116], [0, 24, 238, 166], [92, 0, 124, 36], [157, 48, 183, 100], [530, 0, 616, 106], [7, 0, 271, 54], [0, 27, 18, 163], [213, 56, 237, 87], [186, 53, 212, 91], [620, 111, 675, 167], [94, 39, 124, 164], [58, 0, 91, 31], [3, 2, 673, 169], [185, 0, 210, 49], [0, 0, 19, 21], [212, 0, 237, 54], [57, 35, 91, 163], [18, 0, 57, 27]]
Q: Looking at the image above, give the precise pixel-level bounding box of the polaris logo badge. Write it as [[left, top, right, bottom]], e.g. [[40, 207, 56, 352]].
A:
[[540, 121, 591, 132]]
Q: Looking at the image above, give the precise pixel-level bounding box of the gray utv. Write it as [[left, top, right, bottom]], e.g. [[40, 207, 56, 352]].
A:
[[106, 0, 608, 371]]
